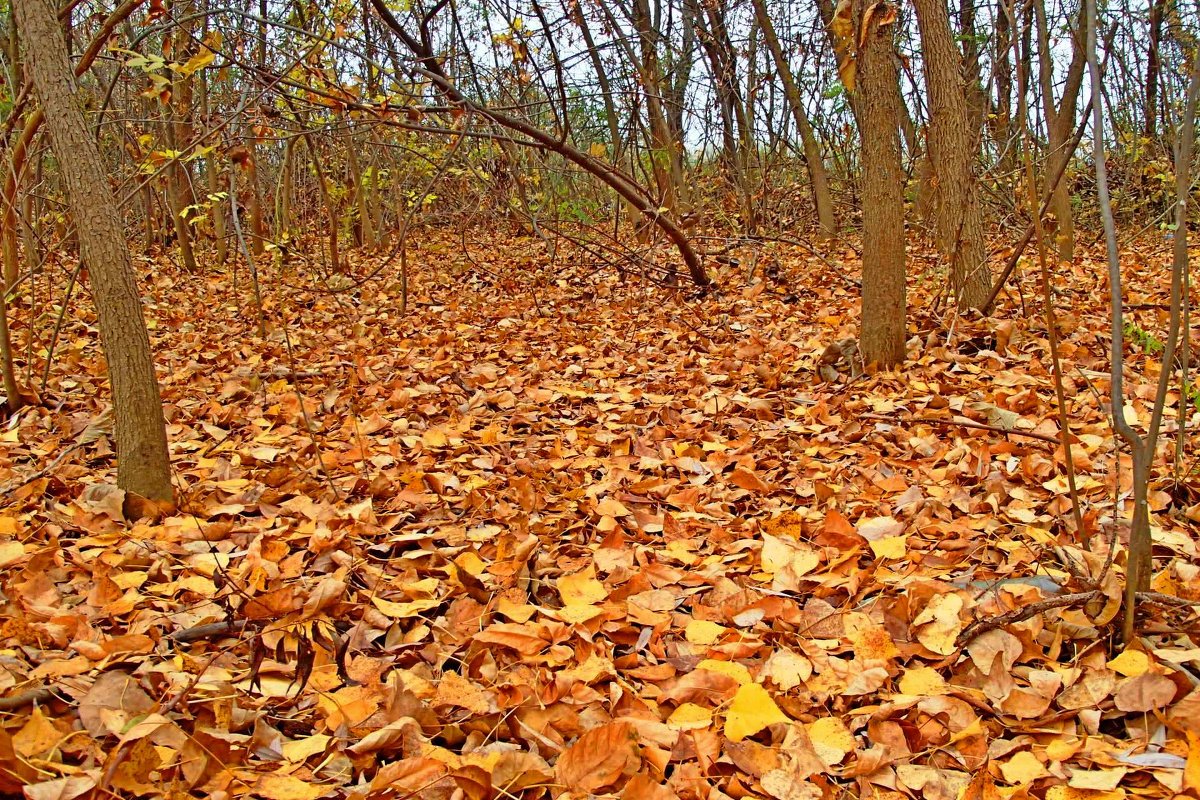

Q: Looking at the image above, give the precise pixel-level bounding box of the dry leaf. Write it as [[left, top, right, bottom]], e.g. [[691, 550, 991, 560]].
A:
[[725, 683, 789, 742], [555, 721, 640, 793]]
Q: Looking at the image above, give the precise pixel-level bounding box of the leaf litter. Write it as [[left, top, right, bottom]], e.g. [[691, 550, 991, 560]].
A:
[[1, 234, 1200, 799]]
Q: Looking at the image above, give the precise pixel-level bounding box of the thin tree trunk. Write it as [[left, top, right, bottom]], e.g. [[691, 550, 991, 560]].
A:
[[304, 134, 340, 275], [991, 0, 1018, 175], [1034, 0, 1086, 261], [16, 0, 172, 501], [1144, 0, 1165, 139], [345, 126, 374, 248], [754, 0, 836, 237], [856, 0, 906, 366], [631, 0, 682, 212], [573, 2, 640, 229], [912, 0, 991, 309], [199, 70, 227, 265], [275, 135, 296, 256]]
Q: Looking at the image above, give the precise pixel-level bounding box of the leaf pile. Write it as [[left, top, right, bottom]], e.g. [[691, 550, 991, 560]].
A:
[[2, 235, 1200, 799]]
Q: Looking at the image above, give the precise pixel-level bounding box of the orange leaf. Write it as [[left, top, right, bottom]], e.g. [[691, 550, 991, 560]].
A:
[[555, 721, 641, 793], [729, 467, 771, 494], [474, 622, 549, 655]]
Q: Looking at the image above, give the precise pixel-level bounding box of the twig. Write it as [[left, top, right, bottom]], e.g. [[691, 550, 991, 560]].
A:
[[0, 440, 85, 495], [1135, 591, 1200, 608], [0, 687, 52, 711], [955, 591, 1099, 647], [167, 619, 250, 643], [861, 412, 1060, 443]]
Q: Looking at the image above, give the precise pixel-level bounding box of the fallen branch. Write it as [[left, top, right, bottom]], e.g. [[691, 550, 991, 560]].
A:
[[956, 591, 1099, 647], [0, 441, 86, 496], [168, 619, 250, 643], [1135, 591, 1200, 609], [861, 412, 1061, 443], [0, 687, 52, 711]]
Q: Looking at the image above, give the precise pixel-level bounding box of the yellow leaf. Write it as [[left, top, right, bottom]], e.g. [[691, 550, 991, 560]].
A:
[[588, 142, 607, 158], [1000, 751, 1049, 784], [838, 55, 857, 93], [830, 0, 854, 46], [554, 603, 604, 623], [869, 534, 908, 559], [845, 613, 899, 661], [762, 649, 812, 691], [435, 671, 494, 714], [372, 597, 440, 618], [761, 533, 794, 573], [454, 551, 487, 576], [0, 540, 24, 568], [253, 774, 326, 800], [725, 683, 789, 742], [1067, 768, 1126, 791], [281, 734, 331, 763], [897, 667, 946, 696], [685, 619, 727, 645], [422, 427, 448, 447], [176, 46, 216, 78], [558, 565, 608, 606], [1044, 788, 1124, 800], [1045, 738, 1082, 762], [1106, 649, 1150, 677], [668, 703, 713, 730], [807, 717, 855, 766], [495, 596, 536, 622], [697, 659, 752, 686], [856, 515, 903, 540], [912, 593, 965, 656]]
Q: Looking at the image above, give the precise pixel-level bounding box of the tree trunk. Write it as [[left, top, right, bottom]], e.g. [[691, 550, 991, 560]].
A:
[[912, 0, 991, 309], [855, 0, 906, 366], [752, 0, 837, 237], [631, 0, 683, 212], [16, 0, 173, 501], [1145, 0, 1165, 139], [345, 126, 374, 248], [1034, 0, 1086, 261], [305, 135, 341, 275], [990, 0, 1018, 175], [199, 70, 228, 266], [574, 1, 647, 230]]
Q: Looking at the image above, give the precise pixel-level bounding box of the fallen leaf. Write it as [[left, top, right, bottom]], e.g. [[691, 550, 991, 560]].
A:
[[725, 683, 789, 742], [555, 722, 640, 793]]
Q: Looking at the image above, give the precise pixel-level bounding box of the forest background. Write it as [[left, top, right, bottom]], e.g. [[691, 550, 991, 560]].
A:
[[1, 0, 1200, 797]]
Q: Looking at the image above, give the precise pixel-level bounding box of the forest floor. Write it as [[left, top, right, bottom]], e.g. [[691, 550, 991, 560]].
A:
[[2, 230, 1200, 800]]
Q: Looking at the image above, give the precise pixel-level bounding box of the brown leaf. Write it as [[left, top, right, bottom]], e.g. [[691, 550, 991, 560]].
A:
[[555, 721, 641, 793], [474, 622, 549, 655], [78, 671, 155, 737], [1114, 673, 1177, 713], [22, 776, 97, 800], [12, 706, 63, 758], [621, 774, 679, 800], [729, 467, 771, 494]]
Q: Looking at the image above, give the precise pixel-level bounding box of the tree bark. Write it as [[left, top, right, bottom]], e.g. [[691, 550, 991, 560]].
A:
[[16, 0, 173, 501], [855, 0, 906, 366], [912, 0, 991, 309]]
